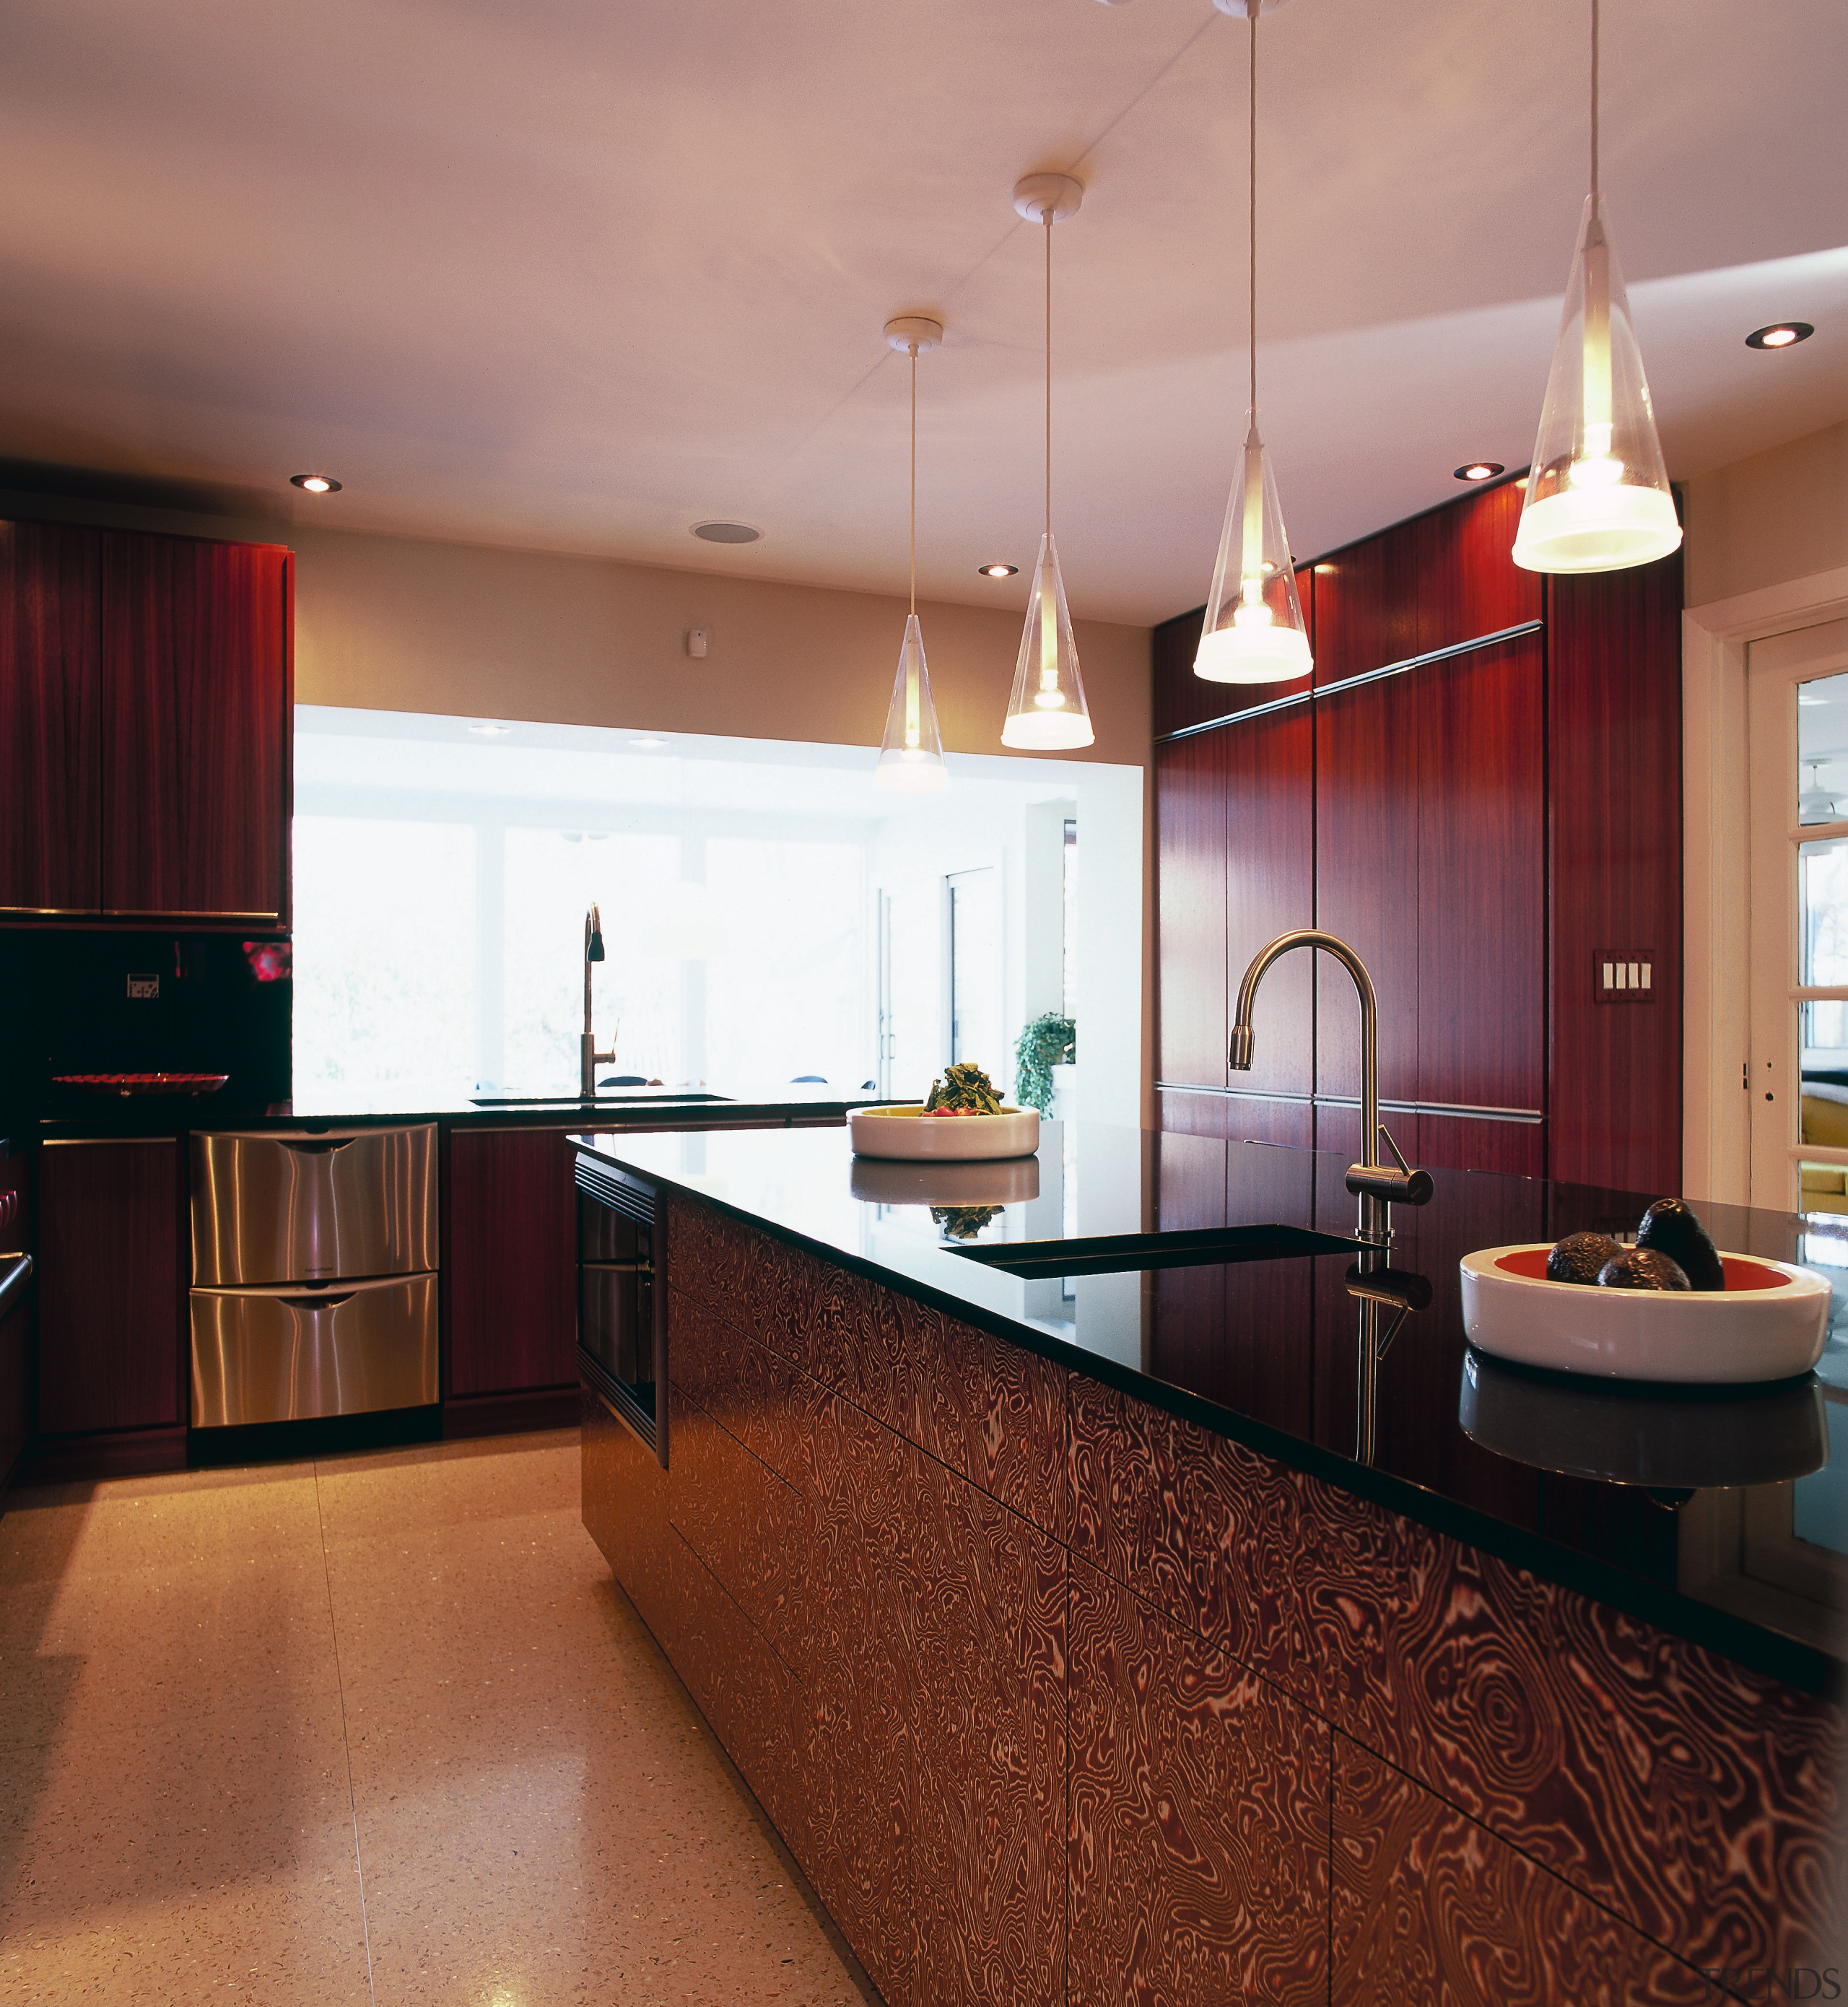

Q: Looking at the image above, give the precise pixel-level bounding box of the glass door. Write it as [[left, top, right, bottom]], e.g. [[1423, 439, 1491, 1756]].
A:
[[946, 866, 1002, 1075], [1748, 618, 1848, 1214]]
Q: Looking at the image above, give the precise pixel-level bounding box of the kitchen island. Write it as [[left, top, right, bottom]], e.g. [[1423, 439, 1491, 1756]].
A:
[[576, 1120, 1846, 2007]]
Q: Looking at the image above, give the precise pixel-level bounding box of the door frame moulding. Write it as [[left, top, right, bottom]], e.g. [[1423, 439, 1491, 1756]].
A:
[[1683, 562, 1848, 1206]]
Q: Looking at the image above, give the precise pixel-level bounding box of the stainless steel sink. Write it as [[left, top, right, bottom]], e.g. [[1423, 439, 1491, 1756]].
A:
[[947, 1222, 1366, 1279], [468, 1092, 734, 1107]]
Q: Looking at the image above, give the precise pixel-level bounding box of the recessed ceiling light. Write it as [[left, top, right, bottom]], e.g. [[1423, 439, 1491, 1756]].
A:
[[1745, 321, 1814, 350], [289, 473, 342, 493], [692, 521, 762, 544], [979, 563, 1019, 579], [1514, 475, 1530, 490], [468, 721, 511, 736], [1312, 563, 1336, 576], [1453, 461, 1504, 482], [629, 736, 666, 749]]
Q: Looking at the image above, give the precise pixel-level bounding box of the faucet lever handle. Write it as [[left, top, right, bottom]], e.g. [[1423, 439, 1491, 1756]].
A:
[[1377, 1122, 1411, 1175]]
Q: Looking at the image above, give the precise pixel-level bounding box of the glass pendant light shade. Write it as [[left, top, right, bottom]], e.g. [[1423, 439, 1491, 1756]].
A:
[[1512, 193, 1681, 574], [1003, 532, 1094, 750], [876, 613, 948, 792], [1196, 414, 1312, 683]]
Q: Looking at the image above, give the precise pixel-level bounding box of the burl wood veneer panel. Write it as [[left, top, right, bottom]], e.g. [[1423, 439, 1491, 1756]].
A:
[[667, 1284, 823, 1492], [1332, 1733, 1714, 2006], [1068, 1557, 1329, 2006], [668, 1385, 811, 1680], [896, 1293, 1068, 1545], [912, 1453, 1067, 2007], [1068, 1373, 1847, 1977], [794, 1388, 917, 2007]]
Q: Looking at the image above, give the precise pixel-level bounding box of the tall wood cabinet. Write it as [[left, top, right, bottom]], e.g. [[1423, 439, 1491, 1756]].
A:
[[0, 519, 292, 927], [1154, 476, 1682, 1193]]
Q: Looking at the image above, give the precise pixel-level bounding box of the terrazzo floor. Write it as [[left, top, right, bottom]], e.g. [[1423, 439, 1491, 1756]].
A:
[[0, 1427, 878, 2006]]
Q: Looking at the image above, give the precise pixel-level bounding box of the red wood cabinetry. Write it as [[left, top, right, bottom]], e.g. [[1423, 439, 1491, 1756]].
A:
[[100, 533, 292, 924], [1313, 479, 1538, 689], [0, 521, 103, 915], [1156, 476, 1679, 1189], [37, 1138, 183, 1437], [1416, 632, 1546, 1122], [445, 1128, 577, 1406], [0, 518, 292, 928]]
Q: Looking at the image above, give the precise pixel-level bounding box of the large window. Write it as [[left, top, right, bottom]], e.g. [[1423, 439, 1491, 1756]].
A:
[[291, 710, 1124, 1110]]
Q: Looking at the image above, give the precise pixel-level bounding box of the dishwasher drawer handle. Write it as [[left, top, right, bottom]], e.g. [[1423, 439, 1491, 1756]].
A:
[[279, 1291, 355, 1310], [277, 1139, 360, 1156]]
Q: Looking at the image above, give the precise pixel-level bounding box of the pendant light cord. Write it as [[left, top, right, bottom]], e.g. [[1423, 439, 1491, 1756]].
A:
[[1248, 0, 1258, 415], [1044, 211, 1053, 542], [909, 344, 918, 617], [1589, 0, 1600, 197]]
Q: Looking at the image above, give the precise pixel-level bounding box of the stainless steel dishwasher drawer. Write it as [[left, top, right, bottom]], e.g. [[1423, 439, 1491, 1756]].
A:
[[191, 1126, 437, 1285], [191, 1274, 438, 1426]]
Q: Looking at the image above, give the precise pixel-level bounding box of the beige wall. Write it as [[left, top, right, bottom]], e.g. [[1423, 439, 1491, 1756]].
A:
[[1683, 419, 1848, 606], [0, 488, 1157, 1118]]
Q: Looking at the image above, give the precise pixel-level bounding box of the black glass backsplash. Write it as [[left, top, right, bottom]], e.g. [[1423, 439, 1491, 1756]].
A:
[[0, 931, 292, 1128]]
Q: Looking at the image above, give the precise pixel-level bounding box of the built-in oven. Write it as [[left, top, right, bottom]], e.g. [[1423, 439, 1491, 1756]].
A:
[[576, 1152, 667, 1466]]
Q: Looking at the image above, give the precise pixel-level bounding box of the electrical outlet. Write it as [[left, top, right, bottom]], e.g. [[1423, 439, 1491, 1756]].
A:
[[1595, 951, 1654, 1004], [126, 973, 160, 1000]]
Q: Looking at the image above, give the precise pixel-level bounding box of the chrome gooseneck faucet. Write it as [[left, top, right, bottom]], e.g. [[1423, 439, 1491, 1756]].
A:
[[1229, 928, 1431, 1246], [581, 904, 616, 1099]]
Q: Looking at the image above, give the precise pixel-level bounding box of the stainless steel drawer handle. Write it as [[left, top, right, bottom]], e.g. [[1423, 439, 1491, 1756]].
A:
[[277, 1139, 359, 1156], [279, 1292, 355, 1310]]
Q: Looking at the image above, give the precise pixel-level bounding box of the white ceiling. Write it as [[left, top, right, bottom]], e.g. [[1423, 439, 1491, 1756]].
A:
[[4, 0, 1844, 626]]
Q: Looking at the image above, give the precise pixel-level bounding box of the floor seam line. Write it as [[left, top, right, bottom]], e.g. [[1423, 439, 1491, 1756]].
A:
[[313, 1458, 378, 2007]]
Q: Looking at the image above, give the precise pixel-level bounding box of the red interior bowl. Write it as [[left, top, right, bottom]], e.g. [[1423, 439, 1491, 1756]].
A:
[[1497, 1246, 1786, 1292]]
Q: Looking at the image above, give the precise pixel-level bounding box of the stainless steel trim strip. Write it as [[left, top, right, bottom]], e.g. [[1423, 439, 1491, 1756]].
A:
[[1157, 1083, 1545, 1124], [43, 1136, 178, 1146], [1154, 620, 1544, 745], [0, 1255, 32, 1319]]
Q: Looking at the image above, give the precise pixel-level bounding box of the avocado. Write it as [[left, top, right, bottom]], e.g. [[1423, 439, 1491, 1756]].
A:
[[1636, 1198, 1726, 1292], [1546, 1231, 1623, 1286], [1598, 1248, 1692, 1292]]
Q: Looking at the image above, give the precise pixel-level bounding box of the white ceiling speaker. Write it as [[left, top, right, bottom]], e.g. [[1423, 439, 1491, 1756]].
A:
[[1211, 0, 1296, 14], [884, 315, 944, 354], [1012, 173, 1084, 225]]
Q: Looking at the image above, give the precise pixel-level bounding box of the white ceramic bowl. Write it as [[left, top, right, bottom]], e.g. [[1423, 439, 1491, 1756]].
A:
[[1458, 1243, 1831, 1385], [848, 1104, 1040, 1162], [1457, 1348, 1828, 1486], [847, 1154, 1041, 1206]]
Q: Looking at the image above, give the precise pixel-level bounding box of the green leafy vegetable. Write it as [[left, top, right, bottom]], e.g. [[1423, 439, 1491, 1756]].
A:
[[923, 1062, 1005, 1115]]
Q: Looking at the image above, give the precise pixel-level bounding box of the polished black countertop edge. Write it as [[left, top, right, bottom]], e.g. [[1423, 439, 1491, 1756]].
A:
[[596, 1144, 1841, 1700], [34, 1097, 877, 1141]]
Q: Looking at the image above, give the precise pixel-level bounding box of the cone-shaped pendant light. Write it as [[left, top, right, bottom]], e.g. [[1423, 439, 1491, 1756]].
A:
[[876, 317, 949, 793], [1003, 175, 1093, 752], [1512, 0, 1681, 575], [1196, 0, 1311, 685]]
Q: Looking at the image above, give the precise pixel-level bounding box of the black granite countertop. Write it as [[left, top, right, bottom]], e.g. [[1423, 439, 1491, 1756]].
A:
[[578, 1120, 1848, 1694], [35, 1082, 885, 1140]]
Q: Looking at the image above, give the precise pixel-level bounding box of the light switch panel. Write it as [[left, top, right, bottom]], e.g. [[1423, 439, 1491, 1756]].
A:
[[1595, 950, 1655, 1004]]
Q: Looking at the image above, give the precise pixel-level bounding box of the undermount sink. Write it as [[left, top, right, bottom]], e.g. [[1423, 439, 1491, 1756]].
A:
[[948, 1222, 1367, 1280], [468, 1092, 735, 1107]]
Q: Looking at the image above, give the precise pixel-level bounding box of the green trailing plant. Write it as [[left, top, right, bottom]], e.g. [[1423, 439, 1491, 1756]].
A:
[[1012, 1012, 1075, 1115]]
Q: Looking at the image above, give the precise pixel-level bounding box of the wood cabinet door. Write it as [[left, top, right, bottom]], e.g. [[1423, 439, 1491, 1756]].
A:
[[99, 532, 292, 923], [38, 1139, 183, 1435], [1315, 674, 1420, 1157], [1156, 733, 1228, 1090], [445, 1129, 577, 1397], [0, 520, 103, 915], [1416, 632, 1546, 1124], [1226, 705, 1317, 1099]]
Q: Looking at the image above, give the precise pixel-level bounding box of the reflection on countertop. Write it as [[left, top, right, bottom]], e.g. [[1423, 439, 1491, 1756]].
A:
[[579, 1119, 1848, 1686]]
